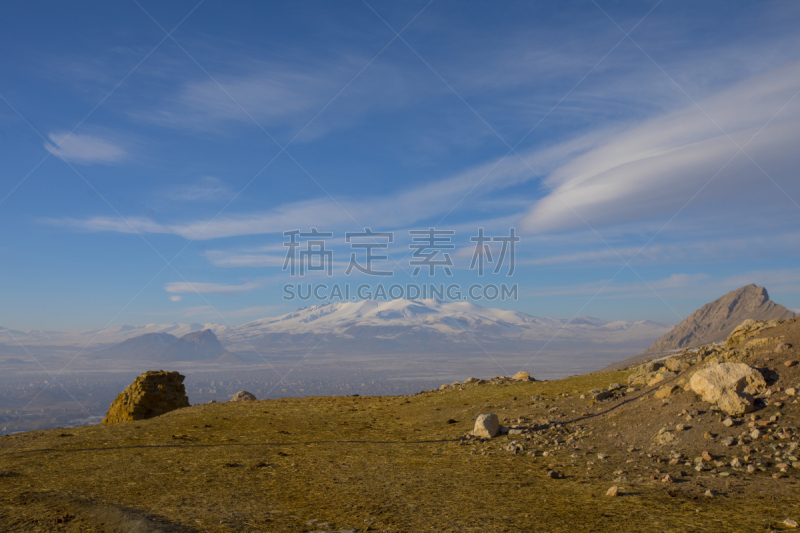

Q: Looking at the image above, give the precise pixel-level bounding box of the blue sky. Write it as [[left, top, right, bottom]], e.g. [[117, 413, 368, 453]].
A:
[[2, 0, 800, 331]]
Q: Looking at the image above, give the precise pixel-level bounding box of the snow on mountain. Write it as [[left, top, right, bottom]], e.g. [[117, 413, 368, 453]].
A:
[[1, 300, 672, 355], [220, 299, 672, 352]]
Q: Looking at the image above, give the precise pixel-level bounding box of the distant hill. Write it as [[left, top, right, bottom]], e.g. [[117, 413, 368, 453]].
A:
[[94, 329, 228, 361]]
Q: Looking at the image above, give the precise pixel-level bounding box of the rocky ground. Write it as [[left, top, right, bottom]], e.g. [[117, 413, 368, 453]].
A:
[[1, 318, 799, 532]]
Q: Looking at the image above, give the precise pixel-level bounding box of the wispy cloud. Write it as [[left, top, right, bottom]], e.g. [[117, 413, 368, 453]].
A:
[[163, 177, 231, 202], [164, 281, 260, 294], [42, 62, 800, 249], [44, 131, 127, 165]]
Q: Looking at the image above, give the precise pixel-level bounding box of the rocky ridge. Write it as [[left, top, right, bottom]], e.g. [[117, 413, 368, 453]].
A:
[[641, 284, 793, 356]]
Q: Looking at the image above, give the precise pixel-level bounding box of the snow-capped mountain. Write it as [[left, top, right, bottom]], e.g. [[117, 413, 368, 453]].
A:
[[1, 299, 672, 357], [218, 299, 672, 354]]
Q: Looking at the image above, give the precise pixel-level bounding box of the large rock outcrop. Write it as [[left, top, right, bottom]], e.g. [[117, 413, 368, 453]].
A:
[[642, 285, 793, 355], [102, 370, 190, 423]]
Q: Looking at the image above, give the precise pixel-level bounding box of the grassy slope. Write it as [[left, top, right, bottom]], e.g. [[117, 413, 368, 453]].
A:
[[1, 357, 799, 532]]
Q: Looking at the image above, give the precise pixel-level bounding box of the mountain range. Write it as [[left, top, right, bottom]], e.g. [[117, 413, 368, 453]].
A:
[[1, 299, 673, 358]]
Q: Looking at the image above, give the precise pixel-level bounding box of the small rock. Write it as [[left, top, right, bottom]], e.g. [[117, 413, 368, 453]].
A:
[[786, 388, 797, 396], [785, 360, 798, 367], [722, 417, 734, 427], [747, 465, 756, 473], [661, 474, 673, 483], [654, 384, 677, 399], [606, 485, 619, 497], [702, 451, 713, 462], [750, 429, 762, 439], [722, 437, 735, 447], [589, 389, 612, 401], [608, 383, 622, 391], [675, 424, 686, 431], [730, 457, 742, 468], [546, 470, 562, 479], [231, 391, 257, 402], [512, 371, 532, 381], [597, 453, 608, 460], [704, 489, 714, 497], [783, 518, 798, 528], [653, 430, 676, 445], [704, 431, 715, 440], [774, 342, 791, 353]]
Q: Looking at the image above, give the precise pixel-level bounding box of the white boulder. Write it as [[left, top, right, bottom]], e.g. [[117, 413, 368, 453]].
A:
[[689, 362, 765, 415], [471, 413, 500, 438]]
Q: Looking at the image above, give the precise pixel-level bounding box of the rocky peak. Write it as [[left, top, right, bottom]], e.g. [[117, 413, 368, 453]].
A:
[[642, 284, 794, 355]]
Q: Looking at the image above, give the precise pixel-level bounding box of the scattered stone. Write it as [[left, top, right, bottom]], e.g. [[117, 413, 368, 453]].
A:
[[102, 370, 189, 424], [785, 360, 798, 367], [783, 518, 798, 528], [675, 424, 686, 432], [472, 414, 500, 438], [704, 431, 715, 440], [608, 383, 622, 391], [786, 388, 797, 396], [747, 465, 756, 473], [722, 437, 735, 447], [512, 371, 532, 381], [730, 457, 742, 468], [661, 474, 673, 483], [702, 451, 713, 462], [231, 391, 257, 402], [750, 429, 762, 439], [722, 417, 734, 427], [597, 453, 608, 460], [546, 470, 562, 479], [704, 489, 714, 497], [605, 485, 619, 497]]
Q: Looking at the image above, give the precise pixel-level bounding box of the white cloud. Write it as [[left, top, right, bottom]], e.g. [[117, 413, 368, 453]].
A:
[[48, 153, 537, 239], [164, 281, 260, 294], [169, 295, 182, 302], [164, 177, 230, 202], [519, 60, 800, 233], [205, 250, 286, 268], [44, 131, 127, 165]]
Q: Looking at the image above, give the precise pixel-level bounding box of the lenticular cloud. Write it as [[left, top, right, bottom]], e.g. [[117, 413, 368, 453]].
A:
[[520, 60, 800, 233]]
